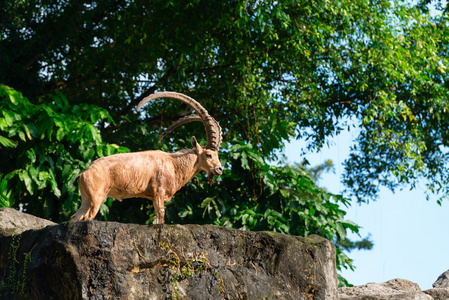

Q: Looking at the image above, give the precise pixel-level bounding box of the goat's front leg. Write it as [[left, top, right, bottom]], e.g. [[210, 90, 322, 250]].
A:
[[154, 190, 166, 224]]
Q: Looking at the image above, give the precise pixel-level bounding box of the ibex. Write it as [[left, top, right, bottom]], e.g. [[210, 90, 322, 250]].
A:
[[70, 92, 223, 224]]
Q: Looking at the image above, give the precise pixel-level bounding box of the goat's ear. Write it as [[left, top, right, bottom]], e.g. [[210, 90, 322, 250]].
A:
[[191, 136, 203, 155]]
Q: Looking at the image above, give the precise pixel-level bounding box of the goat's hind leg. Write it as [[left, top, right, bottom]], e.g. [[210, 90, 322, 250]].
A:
[[70, 188, 91, 221], [70, 172, 108, 221], [84, 194, 105, 220]]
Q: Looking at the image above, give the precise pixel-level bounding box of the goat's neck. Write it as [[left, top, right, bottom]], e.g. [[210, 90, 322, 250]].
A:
[[172, 149, 202, 187]]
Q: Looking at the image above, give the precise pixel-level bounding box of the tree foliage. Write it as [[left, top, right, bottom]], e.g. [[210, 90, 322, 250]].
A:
[[0, 85, 129, 220], [2, 0, 448, 202], [1, 0, 447, 284]]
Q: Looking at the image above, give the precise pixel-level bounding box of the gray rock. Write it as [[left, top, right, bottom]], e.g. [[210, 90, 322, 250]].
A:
[[424, 287, 449, 300], [338, 278, 433, 300], [433, 270, 449, 288], [0, 210, 338, 299], [0, 207, 56, 237]]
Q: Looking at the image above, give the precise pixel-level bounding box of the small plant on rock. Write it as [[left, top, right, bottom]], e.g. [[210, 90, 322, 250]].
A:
[[159, 242, 225, 299]]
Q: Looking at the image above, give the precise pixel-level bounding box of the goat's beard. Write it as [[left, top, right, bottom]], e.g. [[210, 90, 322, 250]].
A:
[[208, 172, 215, 186]]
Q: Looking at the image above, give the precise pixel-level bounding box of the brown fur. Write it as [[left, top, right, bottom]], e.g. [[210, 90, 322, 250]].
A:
[[71, 137, 222, 224]]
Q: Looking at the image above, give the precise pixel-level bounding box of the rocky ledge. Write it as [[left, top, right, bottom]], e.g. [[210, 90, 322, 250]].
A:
[[2, 207, 449, 300], [0, 208, 337, 300]]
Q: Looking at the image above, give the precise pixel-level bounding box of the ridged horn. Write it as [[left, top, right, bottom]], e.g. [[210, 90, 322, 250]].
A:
[[158, 114, 201, 143], [158, 114, 223, 147], [137, 92, 222, 151]]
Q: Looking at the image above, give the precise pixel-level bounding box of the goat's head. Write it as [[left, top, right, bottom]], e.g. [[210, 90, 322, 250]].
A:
[[191, 136, 223, 176]]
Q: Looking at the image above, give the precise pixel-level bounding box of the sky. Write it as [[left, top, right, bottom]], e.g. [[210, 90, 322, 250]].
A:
[[284, 127, 449, 290]]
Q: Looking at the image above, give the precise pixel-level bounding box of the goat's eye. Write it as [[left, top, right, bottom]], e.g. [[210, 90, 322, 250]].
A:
[[206, 154, 212, 159]]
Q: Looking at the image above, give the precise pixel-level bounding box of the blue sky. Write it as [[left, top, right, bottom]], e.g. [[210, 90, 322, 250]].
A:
[[285, 127, 449, 290]]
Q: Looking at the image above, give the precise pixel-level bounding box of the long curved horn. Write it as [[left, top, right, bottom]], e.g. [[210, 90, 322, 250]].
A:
[[158, 114, 223, 148], [137, 92, 222, 151], [158, 114, 201, 143]]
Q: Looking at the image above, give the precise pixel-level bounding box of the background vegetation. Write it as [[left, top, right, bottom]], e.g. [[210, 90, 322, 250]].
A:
[[1, 0, 448, 285]]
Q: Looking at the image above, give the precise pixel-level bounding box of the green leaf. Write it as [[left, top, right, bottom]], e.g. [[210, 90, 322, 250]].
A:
[[26, 148, 36, 163], [3, 86, 23, 105], [280, 189, 290, 198], [87, 124, 102, 144], [201, 197, 216, 218], [48, 170, 61, 198], [18, 170, 33, 195], [340, 220, 360, 234], [0, 135, 17, 148], [56, 127, 65, 141], [178, 205, 192, 218], [0, 194, 10, 207], [240, 152, 249, 170], [336, 222, 347, 240], [0, 177, 12, 207], [38, 171, 51, 189]]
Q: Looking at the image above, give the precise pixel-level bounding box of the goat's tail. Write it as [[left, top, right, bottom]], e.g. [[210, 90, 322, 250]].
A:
[[72, 175, 80, 187]]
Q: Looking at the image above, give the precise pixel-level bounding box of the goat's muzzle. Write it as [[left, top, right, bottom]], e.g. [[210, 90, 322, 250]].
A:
[[212, 167, 223, 176]]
